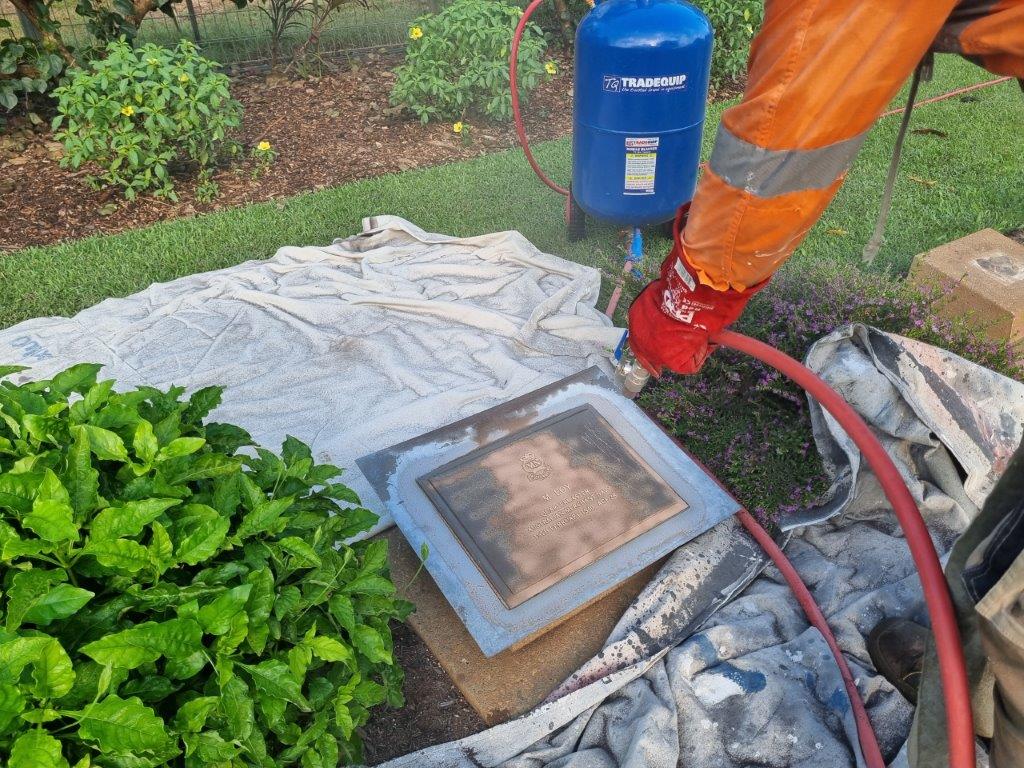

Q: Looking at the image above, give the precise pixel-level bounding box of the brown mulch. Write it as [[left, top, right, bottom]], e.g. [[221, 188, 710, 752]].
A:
[[361, 622, 485, 765], [0, 50, 575, 252]]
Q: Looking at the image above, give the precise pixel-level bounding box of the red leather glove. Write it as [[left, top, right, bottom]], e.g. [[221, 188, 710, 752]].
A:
[[628, 212, 767, 376]]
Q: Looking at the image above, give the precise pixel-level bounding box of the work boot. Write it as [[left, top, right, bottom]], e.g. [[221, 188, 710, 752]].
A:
[[867, 617, 929, 704]]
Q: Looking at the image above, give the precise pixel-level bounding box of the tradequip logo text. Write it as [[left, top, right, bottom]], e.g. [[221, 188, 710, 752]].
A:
[[602, 73, 688, 93]]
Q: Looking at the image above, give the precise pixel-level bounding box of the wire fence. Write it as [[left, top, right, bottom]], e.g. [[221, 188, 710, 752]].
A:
[[0, 0, 435, 69]]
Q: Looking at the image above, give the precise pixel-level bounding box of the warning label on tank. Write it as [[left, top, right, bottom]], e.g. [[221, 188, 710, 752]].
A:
[[624, 137, 658, 195]]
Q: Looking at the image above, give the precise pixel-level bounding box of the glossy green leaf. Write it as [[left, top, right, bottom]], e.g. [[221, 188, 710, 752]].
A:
[[244, 566, 274, 653], [75, 424, 129, 462], [20, 706, 62, 723], [274, 584, 301, 621], [90, 497, 178, 540], [164, 650, 206, 681], [197, 583, 251, 635], [182, 385, 223, 424], [161, 453, 241, 485], [133, 420, 159, 464], [239, 660, 310, 711], [156, 436, 205, 460], [68, 379, 114, 423], [278, 536, 321, 567], [305, 635, 354, 666], [0, 681, 26, 731], [172, 695, 219, 733], [62, 427, 99, 518], [184, 729, 240, 762], [220, 675, 253, 740], [351, 624, 391, 665], [343, 574, 396, 596], [6, 568, 64, 629], [80, 618, 202, 669], [82, 538, 151, 573], [358, 538, 389, 574], [328, 594, 356, 633], [30, 636, 76, 699], [0, 471, 41, 514], [174, 511, 230, 566], [50, 363, 102, 395], [234, 496, 293, 539], [23, 499, 78, 543], [21, 583, 94, 626], [9, 729, 69, 768], [75, 694, 172, 753], [148, 520, 174, 573]]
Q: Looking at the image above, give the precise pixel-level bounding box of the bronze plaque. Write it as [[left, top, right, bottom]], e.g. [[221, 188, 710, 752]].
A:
[[417, 404, 687, 608]]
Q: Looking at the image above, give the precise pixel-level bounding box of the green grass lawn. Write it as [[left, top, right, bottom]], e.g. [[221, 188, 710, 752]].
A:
[[0, 54, 1020, 516], [2, 55, 1020, 331]]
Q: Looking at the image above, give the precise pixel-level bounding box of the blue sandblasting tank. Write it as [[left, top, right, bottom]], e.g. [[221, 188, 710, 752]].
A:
[[572, 0, 712, 227]]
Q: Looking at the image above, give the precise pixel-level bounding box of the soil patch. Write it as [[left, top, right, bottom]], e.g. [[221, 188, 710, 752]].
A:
[[361, 622, 485, 765], [1, 50, 742, 252], [0, 50, 575, 252]]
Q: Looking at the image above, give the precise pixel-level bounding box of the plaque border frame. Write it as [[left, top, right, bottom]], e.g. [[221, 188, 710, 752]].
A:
[[417, 404, 687, 608]]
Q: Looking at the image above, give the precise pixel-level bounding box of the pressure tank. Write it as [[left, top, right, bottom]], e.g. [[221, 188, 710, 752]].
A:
[[572, 0, 713, 226]]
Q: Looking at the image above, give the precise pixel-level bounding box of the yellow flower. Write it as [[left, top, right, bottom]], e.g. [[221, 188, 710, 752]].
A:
[[179, 73, 190, 83], [120, 105, 135, 117], [257, 141, 271, 152], [409, 26, 423, 40], [544, 61, 558, 75], [452, 121, 463, 134]]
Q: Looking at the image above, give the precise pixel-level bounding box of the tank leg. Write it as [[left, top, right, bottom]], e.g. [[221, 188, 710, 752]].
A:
[[566, 186, 587, 242]]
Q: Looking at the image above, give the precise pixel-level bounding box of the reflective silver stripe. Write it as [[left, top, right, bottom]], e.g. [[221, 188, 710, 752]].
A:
[[709, 125, 868, 197]]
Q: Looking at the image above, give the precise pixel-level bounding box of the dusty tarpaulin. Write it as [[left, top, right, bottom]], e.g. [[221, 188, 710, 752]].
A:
[[0, 216, 622, 536], [380, 324, 1023, 768]]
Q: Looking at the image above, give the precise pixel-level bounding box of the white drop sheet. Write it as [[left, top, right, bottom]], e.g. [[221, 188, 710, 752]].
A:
[[0, 216, 623, 534]]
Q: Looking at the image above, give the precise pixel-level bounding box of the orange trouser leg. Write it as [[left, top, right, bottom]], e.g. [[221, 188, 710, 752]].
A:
[[684, 0, 960, 292], [938, 0, 1024, 78]]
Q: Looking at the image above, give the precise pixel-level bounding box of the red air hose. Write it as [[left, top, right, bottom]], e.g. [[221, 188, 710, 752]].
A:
[[714, 330, 975, 768], [511, 0, 569, 197]]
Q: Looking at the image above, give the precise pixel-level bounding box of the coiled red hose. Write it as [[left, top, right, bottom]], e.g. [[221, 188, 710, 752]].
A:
[[715, 330, 975, 768]]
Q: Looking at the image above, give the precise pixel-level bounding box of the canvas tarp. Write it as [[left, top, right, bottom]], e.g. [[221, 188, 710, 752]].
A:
[[0, 216, 623, 537]]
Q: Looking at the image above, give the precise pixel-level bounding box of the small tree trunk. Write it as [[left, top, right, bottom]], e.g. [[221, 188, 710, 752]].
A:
[[552, 0, 574, 46], [7, 0, 77, 66], [287, 9, 328, 72]]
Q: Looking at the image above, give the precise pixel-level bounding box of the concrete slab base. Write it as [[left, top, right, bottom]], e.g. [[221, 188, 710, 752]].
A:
[[910, 228, 1024, 346], [381, 527, 663, 725]]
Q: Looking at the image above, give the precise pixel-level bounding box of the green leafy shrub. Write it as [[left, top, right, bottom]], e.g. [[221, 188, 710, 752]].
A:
[[52, 40, 243, 201], [390, 0, 549, 123], [0, 363, 411, 766], [0, 25, 66, 111], [692, 0, 762, 85]]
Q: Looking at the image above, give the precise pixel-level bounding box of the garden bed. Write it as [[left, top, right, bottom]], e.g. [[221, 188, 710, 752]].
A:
[[0, 50, 577, 252]]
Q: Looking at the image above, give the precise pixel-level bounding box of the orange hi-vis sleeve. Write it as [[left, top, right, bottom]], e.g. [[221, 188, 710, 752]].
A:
[[938, 0, 1024, 78], [683, 0, 965, 292]]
